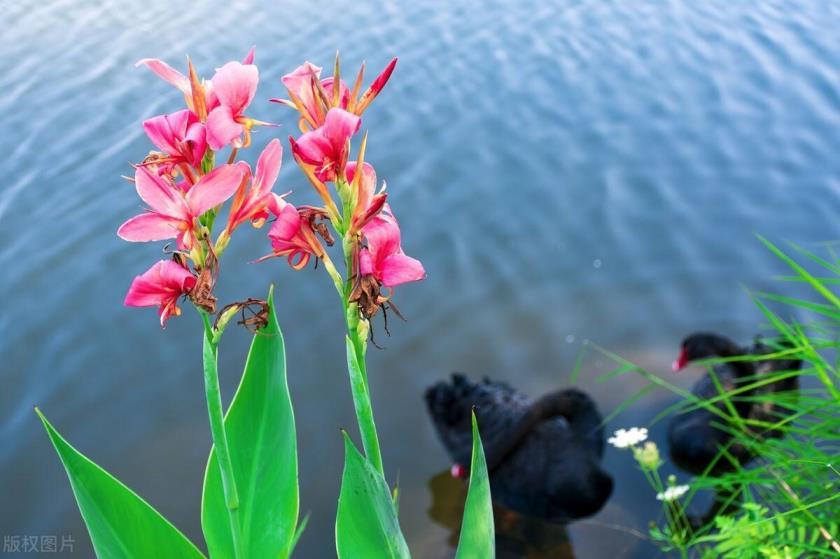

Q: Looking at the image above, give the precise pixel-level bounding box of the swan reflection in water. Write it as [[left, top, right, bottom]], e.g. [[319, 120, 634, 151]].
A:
[[426, 470, 576, 559]]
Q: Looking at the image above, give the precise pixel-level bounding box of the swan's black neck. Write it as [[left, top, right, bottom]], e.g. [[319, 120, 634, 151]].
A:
[[483, 390, 592, 473]]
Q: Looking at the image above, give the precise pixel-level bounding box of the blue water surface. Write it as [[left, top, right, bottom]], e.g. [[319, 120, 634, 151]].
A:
[[1, 1, 838, 557]]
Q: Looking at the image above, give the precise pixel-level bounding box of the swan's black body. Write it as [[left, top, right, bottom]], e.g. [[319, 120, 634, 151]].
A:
[[668, 333, 802, 477], [424, 374, 613, 522]]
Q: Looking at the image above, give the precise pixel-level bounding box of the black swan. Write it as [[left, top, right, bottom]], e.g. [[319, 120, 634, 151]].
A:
[[669, 332, 802, 476], [424, 374, 613, 522], [668, 332, 802, 526]]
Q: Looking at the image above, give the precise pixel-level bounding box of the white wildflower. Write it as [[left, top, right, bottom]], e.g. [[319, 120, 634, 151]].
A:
[[608, 427, 648, 448], [656, 484, 690, 502]]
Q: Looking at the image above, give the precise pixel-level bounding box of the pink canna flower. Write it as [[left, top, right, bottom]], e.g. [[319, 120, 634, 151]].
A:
[[206, 61, 259, 150], [124, 259, 197, 327], [118, 163, 246, 250], [143, 109, 207, 168], [136, 48, 255, 123], [262, 201, 325, 270], [290, 108, 360, 182], [272, 62, 349, 129], [359, 207, 425, 288], [226, 139, 283, 233]]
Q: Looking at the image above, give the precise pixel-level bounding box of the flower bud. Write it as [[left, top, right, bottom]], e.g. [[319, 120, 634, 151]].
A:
[[633, 441, 661, 470]]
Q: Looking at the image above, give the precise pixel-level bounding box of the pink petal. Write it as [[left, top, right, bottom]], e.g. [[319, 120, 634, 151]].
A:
[[156, 259, 198, 291], [206, 106, 244, 150], [292, 129, 333, 165], [125, 260, 196, 327], [281, 62, 322, 94], [242, 46, 255, 65], [322, 108, 361, 152], [362, 212, 401, 267], [254, 139, 282, 196], [268, 203, 302, 244], [186, 163, 246, 216], [368, 58, 398, 98], [281, 62, 322, 124], [118, 213, 182, 242], [321, 77, 350, 108], [359, 248, 374, 276], [124, 260, 196, 306], [267, 192, 287, 216], [346, 161, 376, 210], [134, 166, 186, 217], [136, 59, 190, 94], [211, 61, 258, 114], [379, 253, 425, 287], [143, 110, 190, 155], [184, 121, 207, 165]]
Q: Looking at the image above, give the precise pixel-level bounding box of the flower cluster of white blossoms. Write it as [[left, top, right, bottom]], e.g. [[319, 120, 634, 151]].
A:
[[607, 427, 648, 448], [656, 484, 690, 502]]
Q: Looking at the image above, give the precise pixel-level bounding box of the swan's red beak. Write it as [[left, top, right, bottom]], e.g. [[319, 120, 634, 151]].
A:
[[672, 348, 689, 372], [450, 463, 467, 479]]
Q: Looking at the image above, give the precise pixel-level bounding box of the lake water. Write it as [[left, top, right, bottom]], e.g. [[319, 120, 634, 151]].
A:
[[1, 0, 838, 557]]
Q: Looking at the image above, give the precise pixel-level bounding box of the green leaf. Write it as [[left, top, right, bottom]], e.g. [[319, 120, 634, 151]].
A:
[[336, 432, 410, 559], [455, 411, 495, 559], [202, 287, 299, 558], [36, 408, 205, 559]]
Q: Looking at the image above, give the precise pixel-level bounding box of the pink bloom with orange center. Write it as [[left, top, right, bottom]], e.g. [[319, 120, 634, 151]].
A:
[[226, 139, 283, 233], [118, 164, 245, 249], [143, 109, 207, 168], [206, 61, 259, 150], [360, 207, 425, 287], [124, 260, 197, 327], [290, 108, 360, 182], [263, 201, 324, 270]]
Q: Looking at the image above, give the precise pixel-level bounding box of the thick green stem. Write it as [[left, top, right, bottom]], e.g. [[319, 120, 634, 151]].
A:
[[329, 180, 386, 477], [200, 312, 244, 558], [345, 333, 384, 476]]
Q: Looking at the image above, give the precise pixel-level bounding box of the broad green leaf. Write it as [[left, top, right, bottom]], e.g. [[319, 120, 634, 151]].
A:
[[36, 409, 205, 559], [336, 432, 410, 559], [455, 412, 495, 559], [202, 287, 299, 558]]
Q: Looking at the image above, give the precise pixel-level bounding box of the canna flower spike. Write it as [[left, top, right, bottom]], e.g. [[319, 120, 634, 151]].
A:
[[124, 259, 197, 327], [118, 164, 245, 251]]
